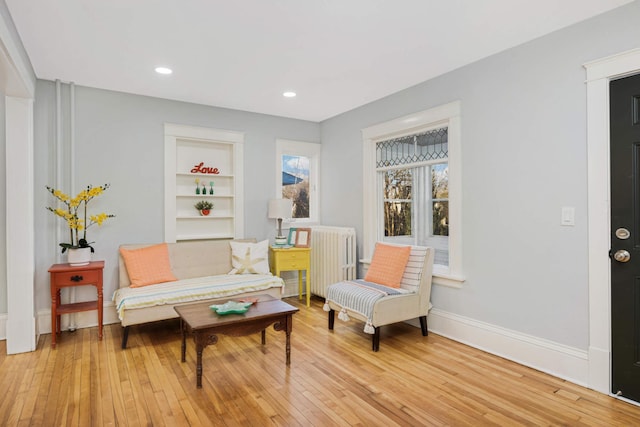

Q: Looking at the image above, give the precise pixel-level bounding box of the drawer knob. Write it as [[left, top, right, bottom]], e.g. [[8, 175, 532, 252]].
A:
[[70, 275, 83, 282]]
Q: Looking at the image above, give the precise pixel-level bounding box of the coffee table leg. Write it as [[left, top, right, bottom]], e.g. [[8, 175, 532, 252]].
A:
[[180, 319, 186, 363], [193, 333, 218, 388], [261, 329, 266, 345], [196, 343, 203, 388], [286, 330, 292, 365], [285, 314, 292, 365]]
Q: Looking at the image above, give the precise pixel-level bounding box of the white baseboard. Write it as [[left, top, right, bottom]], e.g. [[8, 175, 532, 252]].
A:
[[588, 345, 610, 394], [427, 308, 589, 387], [0, 313, 6, 340]]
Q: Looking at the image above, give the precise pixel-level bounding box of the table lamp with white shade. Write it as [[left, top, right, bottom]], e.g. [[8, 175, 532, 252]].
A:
[[268, 198, 293, 245]]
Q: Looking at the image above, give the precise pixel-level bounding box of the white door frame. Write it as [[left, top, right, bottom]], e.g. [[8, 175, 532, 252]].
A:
[[584, 48, 640, 393], [1, 4, 37, 353]]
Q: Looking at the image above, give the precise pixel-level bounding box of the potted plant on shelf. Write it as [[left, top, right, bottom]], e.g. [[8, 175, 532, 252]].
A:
[[195, 200, 213, 216], [46, 183, 115, 266]]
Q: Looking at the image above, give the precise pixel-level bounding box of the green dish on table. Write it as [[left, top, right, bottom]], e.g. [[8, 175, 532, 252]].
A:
[[209, 301, 253, 315]]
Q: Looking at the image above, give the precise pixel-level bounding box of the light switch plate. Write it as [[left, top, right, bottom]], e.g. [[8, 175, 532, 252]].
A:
[[561, 207, 575, 226]]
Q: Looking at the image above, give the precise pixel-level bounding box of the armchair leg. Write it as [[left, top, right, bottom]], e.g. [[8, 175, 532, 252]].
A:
[[328, 309, 335, 330], [372, 327, 380, 352], [419, 316, 428, 336], [121, 326, 130, 349]]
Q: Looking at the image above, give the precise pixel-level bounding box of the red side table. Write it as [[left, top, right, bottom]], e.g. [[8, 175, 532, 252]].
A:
[[48, 260, 104, 348]]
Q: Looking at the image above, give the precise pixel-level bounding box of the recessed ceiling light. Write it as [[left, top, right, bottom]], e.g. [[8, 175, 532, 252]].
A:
[[155, 67, 173, 75], [283, 91, 296, 98]]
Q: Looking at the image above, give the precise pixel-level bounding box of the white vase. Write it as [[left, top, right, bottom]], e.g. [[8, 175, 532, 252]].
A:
[[67, 247, 92, 266]]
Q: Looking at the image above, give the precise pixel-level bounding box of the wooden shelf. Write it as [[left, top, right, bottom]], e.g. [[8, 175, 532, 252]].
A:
[[176, 215, 234, 219], [176, 194, 234, 199], [176, 172, 234, 178], [176, 233, 235, 240], [57, 300, 99, 315]]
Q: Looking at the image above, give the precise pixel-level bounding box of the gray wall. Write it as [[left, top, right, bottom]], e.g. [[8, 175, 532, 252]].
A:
[[33, 82, 320, 312], [320, 0, 640, 350]]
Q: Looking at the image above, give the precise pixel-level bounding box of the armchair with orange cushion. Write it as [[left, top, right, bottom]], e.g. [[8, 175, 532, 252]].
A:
[[323, 243, 434, 351]]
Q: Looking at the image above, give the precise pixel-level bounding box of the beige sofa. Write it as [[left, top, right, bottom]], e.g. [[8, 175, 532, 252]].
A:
[[115, 239, 284, 348]]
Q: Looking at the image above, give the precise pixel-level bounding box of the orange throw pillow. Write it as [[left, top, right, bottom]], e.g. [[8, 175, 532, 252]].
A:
[[120, 243, 178, 288], [364, 243, 411, 288]]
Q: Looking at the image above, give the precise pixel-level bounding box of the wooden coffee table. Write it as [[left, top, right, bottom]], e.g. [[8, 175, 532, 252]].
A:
[[174, 296, 299, 388]]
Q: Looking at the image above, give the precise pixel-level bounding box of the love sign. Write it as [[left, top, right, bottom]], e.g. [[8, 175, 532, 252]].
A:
[[190, 162, 220, 174]]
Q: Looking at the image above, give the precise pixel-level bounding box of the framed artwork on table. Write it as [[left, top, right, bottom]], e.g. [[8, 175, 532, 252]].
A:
[[294, 228, 311, 248], [287, 228, 297, 246]]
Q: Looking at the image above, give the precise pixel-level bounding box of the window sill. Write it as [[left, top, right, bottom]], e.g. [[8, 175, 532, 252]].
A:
[[432, 272, 465, 288], [360, 259, 465, 288]]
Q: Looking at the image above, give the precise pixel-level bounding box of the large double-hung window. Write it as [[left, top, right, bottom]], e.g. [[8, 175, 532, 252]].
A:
[[378, 128, 450, 265], [362, 102, 464, 286]]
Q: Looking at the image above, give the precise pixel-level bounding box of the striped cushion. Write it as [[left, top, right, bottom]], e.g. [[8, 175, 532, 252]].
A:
[[399, 246, 428, 293], [325, 280, 402, 333]]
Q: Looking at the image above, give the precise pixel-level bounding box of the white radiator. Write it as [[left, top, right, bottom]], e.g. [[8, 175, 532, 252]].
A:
[[309, 226, 356, 298]]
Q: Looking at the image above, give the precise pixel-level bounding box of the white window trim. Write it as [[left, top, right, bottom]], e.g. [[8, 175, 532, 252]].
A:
[[362, 101, 464, 287], [275, 139, 320, 225]]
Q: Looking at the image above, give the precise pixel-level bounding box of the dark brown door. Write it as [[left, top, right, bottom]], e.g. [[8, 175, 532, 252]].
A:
[[610, 72, 640, 402]]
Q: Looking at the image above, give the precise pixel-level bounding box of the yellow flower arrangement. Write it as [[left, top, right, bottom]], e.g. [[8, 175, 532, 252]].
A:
[[46, 183, 115, 252]]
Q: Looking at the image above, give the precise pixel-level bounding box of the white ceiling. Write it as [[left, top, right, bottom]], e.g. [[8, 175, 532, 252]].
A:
[[6, 0, 634, 122]]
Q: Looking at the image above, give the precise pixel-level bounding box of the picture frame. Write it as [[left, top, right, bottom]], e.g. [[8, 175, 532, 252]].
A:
[[287, 228, 297, 246], [294, 228, 311, 248]]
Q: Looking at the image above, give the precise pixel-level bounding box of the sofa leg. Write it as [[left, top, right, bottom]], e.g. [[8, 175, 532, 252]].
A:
[[419, 316, 428, 336], [328, 309, 335, 330], [372, 327, 380, 352], [121, 326, 130, 349]]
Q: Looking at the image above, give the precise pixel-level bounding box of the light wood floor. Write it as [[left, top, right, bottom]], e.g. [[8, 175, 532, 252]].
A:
[[1, 296, 640, 426]]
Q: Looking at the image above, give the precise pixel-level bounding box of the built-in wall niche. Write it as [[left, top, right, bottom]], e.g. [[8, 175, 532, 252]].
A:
[[164, 124, 244, 242]]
